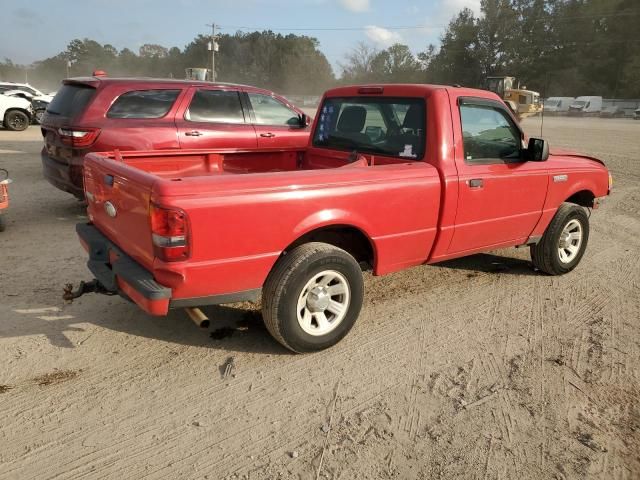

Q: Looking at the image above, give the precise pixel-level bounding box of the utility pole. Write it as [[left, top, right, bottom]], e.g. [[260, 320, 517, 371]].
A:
[[206, 22, 219, 82]]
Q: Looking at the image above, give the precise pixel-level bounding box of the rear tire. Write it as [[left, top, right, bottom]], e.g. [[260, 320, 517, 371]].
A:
[[262, 242, 364, 353], [4, 110, 30, 131], [0, 214, 6, 232], [530, 203, 589, 275]]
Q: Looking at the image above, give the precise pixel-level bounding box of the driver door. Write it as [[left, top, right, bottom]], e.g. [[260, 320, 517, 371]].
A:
[[245, 92, 310, 148], [448, 96, 548, 254]]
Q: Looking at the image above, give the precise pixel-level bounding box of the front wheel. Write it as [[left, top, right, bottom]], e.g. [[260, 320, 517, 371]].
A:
[[262, 242, 364, 353], [4, 110, 30, 131], [530, 203, 590, 275]]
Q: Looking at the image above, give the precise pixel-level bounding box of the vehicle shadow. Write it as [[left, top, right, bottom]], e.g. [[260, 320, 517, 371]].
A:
[[433, 252, 538, 276], [0, 300, 290, 356]]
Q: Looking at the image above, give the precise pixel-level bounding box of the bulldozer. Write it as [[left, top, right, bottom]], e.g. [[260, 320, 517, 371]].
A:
[[485, 76, 543, 119]]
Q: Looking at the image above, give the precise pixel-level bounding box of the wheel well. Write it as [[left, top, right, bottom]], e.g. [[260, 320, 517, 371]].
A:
[[4, 108, 32, 120], [565, 190, 595, 208], [285, 225, 375, 269]]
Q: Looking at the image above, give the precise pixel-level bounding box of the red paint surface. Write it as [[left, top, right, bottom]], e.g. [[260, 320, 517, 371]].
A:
[[80, 84, 610, 314]]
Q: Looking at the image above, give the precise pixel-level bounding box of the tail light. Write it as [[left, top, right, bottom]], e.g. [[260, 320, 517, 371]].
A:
[[150, 203, 190, 262], [58, 127, 101, 148]]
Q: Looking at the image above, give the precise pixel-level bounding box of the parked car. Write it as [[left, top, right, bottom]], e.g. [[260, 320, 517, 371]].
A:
[[0, 88, 49, 124], [0, 94, 33, 131], [40, 77, 311, 198], [568, 96, 603, 115], [634, 108, 640, 120], [0, 82, 55, 102], [67, 84, 611, 353], [599, 106, 625, 118], [543, 97, 574, 114]]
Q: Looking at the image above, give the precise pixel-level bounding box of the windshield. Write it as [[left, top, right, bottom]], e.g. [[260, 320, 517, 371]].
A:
[[312, 97, 426, 160]]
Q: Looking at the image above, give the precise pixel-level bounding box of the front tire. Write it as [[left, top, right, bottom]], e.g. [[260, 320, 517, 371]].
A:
[[262, 242, 364, 353], [530, 203, 590, 275], [4, 110, 30, 131]]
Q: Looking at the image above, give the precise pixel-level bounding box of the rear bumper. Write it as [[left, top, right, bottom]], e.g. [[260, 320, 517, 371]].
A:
[[77, 223, 172, 315], [76, 223, 262, 316], [41, 149, 84, 198]]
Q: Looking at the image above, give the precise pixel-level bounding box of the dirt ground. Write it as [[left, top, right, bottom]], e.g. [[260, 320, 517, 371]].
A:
[[0, 117, 638, 480]]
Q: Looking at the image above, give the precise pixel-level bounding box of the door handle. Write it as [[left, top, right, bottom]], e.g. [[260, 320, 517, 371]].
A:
[[468, 178, 483, 188], [185, 130, 203, 136], [260, 132, 276, 138]]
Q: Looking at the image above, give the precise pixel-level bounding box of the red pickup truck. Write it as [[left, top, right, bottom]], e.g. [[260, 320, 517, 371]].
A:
[[68, 84, 611, 353]]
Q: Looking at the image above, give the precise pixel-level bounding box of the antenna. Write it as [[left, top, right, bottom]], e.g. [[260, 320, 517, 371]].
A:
[[540, 72, 548, 138]]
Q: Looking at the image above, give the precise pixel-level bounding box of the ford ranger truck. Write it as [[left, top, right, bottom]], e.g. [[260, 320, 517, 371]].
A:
[[69, 84, 611, 353]]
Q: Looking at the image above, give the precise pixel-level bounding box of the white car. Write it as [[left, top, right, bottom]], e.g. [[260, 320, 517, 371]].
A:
[[0, 82, 55, 103], [0, 82, 54, 124], [0, 94, 33, 131]]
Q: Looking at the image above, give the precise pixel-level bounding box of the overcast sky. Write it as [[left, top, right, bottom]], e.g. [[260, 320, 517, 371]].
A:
[[0, 0, 481, 71]]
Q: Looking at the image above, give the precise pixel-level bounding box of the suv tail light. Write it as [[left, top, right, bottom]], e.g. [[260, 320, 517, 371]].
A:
[[150, 203, 190, 262], [58, 127, 101, 148]]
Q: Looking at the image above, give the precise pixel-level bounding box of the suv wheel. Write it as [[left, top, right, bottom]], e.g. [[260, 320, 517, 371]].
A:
[[4, 110, 30, 131], [262, 242, 364, 353]]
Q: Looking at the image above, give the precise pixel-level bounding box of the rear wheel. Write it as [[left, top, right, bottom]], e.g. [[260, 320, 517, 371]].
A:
[[0, 214, 6, 232], [530, 203, 590, 275], [4, 110, 29, 131], [262, 242, 364, 353]]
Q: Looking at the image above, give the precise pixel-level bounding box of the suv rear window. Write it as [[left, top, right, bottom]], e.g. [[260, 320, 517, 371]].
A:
[[107, 90, 180, 119], [46, 84, 96, 118], [313, 97, 426, 160]]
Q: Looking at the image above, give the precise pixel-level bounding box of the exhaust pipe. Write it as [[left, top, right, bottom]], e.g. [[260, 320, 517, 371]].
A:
[[185, 307, 210, 328]]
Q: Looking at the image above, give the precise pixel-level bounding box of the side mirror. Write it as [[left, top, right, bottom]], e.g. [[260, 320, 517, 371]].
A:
[[525, 137, 549, 161], [288, 113, 310, 128]]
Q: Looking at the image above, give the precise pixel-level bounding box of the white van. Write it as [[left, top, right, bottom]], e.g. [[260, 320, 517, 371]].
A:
[[543, 97, 575, 113], [568, 96, 603, 115]]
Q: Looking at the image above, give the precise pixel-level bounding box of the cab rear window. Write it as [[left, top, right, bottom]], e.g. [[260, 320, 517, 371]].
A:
[[313, 97, 426, 160], [107, 89, 180, 119], [46, 84, 95, 118]]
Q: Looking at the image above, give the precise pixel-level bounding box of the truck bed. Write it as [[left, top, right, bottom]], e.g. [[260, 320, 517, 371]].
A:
[[82, 146, 443, 304], [95, 147, 410, 179]]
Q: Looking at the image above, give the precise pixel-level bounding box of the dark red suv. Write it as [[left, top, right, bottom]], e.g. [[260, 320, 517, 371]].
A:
[[41, 77, 311, 198]]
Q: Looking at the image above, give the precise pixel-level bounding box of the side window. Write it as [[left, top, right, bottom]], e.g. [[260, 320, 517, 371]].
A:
[[107, 90, 180, 119], [248, 93, 299, 126], [460, 104, 521, 163], [185, 90, 245, 124]]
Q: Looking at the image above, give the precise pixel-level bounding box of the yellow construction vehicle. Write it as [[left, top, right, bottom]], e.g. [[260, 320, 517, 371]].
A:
[[485, 76, 543, 119]]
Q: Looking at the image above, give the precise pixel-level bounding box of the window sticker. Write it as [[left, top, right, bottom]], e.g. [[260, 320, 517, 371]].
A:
[[399, 144, 417, 158]]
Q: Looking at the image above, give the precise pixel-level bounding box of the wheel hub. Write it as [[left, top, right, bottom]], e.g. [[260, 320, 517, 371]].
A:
[[557, 218, 583, 264], [306, 287, 330, 312], [296, 270, 351, 337]]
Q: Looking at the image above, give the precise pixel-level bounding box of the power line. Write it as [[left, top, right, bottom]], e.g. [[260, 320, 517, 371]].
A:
[[217, 10, 640, 33]]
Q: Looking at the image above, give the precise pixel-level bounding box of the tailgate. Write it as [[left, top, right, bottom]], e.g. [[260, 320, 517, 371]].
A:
[[83, 153, 157, 270]]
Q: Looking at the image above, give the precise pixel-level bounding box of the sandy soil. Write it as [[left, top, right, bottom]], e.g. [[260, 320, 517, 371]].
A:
[[0, 117, 638, 480]]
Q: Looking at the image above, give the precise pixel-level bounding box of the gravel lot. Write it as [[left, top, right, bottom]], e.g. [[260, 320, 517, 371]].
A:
[[0, 117, 638, 479]]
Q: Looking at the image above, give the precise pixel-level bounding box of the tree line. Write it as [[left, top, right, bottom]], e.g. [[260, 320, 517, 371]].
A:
[[1, 0, 637, 98]]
